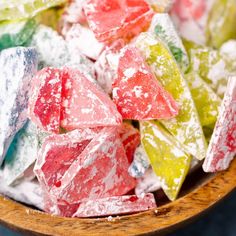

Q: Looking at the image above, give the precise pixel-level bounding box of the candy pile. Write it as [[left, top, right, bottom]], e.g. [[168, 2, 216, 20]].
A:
[[0, 0, 235, 218]]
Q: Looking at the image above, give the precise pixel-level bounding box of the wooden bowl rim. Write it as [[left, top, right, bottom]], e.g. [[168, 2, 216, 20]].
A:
[[0, 158, 235, 236]]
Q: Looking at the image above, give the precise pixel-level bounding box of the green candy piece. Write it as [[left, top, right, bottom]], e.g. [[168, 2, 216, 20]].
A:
[[206, 0, 236, 49], [3, 121, 38, 186], [0, 18, 38, 50], [185, 72, 221, 128], [149, 13, 189, 72], [0, 0, 66, 21], [189, 47, 234, 98], [141, 121, 191, 201], [135, 33, 207, 160]]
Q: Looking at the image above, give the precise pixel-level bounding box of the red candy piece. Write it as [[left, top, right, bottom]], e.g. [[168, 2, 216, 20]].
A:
[[203, 77, 236, 172], [72, 193, 156, 217], [112, 46, 179, 120], [52, 127, 136, 204], [29, 68, 62, 133], [119, 123, 140, 164], [171, 0, 206, 20], [83, 0, 154, 44], [34, 128, 99, 193], [60, 68, 122, 131]]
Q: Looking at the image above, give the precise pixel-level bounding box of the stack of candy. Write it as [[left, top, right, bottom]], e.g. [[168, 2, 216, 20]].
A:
[[0, 0, 235, 218]]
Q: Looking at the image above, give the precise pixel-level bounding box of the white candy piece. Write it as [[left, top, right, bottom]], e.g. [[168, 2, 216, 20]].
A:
[[135, 168, 161, 196], [149, 13, 189, 72], [29, 25, 70, 68], [2, 121, 38, 186], [0, 47, 38, 165], [220, 40, 236, 70], [65, 24, 104, 60], [0, 171, 43, 210], [95, 40, 124, 94], [30, 25, 95, 77]]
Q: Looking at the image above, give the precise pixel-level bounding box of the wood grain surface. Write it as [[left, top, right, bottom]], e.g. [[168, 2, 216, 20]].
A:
[[0, 158, 235, 236]]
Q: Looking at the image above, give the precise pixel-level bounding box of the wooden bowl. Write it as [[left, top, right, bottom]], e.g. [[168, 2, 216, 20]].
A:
[[0, 158, 235, 236]]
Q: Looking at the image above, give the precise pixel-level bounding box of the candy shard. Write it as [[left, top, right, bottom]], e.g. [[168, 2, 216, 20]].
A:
[[206, 0, 236, 48], [2, 121, 38, 186], [0, 18, 38, 51], [34, 128, 98, 193], [83, 0, 154, 44], [29, 25, 70, 69], [220, 40, 236, 71], [185, 72, 221, 128], [189, 47, 234, 98], [73, 193, 156, 217], [113, 45, 179, 120], [28, 67, 62, 134], [0, 0, 66, 21], [0, 47, 38, 165], [149, 13, 189, 72], [52, 127, 135, 204], [203, 77, 236, 172], [141, 121, 192, 201], [135, 168, 161, 196], [30, 25, 96, 79], [63, 23, 104, 60], [170, 0, 214, 45], [60, 0, 87, 25], [0, 170, 43, 210], [135, 33, 207, 160], [61, 68, 122, 130]]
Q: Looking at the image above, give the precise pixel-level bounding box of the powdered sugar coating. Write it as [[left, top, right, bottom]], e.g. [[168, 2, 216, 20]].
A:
[[73, 193, 156, 217], [0, 47, 37, 165], [203, 77, 236, 172], [52, 127, 135, 204]]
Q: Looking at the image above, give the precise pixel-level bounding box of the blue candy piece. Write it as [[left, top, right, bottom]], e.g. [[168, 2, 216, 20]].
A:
[[0, 47, 38, 165]]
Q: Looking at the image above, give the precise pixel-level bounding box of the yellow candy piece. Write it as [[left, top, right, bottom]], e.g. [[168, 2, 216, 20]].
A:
[[185, 72, 221, 128], [141, 121, 191, 201], [206, 0, 236, 48], [0, 0, 66, 21]]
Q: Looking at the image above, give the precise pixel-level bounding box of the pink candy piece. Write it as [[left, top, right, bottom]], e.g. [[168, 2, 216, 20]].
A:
[[28, 68, 62, 134], [83, 0, 154, 44], [203, 77, 236, 172], [119, 123, 140, 164], [62, 23, 104, 60], [60, 0, 87, 26], [60, 68, 122, 131], [73, 193, 156, 217], [34, 129, 99, 193], [171, 0, 206, 21], [112, 46, 179, 120], [52, 126, 136, 204]]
